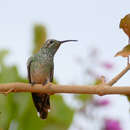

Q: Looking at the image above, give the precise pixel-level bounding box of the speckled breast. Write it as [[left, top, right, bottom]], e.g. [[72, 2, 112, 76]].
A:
[[30, 61, 51, 84]]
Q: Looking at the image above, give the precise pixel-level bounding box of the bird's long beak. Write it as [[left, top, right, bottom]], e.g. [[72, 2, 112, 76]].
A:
[[59, 40, 78, 44]]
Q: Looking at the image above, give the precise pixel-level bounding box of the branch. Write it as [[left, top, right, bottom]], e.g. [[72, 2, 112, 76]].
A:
[[107, 64, 130, 86], [0, 82, 130, 95]]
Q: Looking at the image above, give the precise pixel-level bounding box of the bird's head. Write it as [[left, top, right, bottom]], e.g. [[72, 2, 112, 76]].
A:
[[42, 39, 78, 55]]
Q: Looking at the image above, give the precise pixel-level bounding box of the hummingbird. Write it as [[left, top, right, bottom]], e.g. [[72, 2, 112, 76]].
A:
[[27, 39, 77, 119]]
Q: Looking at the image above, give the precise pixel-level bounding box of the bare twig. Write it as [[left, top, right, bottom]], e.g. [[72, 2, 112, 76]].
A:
[[0, 82, 130, 95], [100, 76, 105, 84], [107, 64, 130, 86], [3, 88, 14, 96], [107, 38, 130, 86]]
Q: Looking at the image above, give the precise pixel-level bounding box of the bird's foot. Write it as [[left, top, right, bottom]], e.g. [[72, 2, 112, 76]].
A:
[[45, 82, 54, 95], [31, 82, 36, 86]]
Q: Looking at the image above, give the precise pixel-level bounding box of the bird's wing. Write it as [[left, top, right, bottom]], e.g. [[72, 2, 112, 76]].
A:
[[27, 56, 34, 83], [49, 64, 54, 82]]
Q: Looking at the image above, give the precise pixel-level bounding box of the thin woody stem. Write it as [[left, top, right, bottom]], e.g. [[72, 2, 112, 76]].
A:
[[107, 64, 130, 86], [0, 82, 130, 95]]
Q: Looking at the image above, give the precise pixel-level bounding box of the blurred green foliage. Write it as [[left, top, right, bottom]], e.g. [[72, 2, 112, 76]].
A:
[[126, 95, 130, 102], [0, 25, 75, 130], [33, 25, 47, 54], [75, 94, 92, 103]]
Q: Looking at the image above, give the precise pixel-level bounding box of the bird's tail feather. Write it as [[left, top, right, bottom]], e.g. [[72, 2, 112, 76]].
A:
[[32, 93, 50, 119]]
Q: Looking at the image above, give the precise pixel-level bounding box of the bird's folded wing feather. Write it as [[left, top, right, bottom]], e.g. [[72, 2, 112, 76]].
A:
[[27, 56, 34, 83]]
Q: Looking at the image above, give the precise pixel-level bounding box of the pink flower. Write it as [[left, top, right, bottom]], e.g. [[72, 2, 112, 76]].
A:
[[93, 99, 110, 107], [102, 62, 114, 70], [103, 119, 122, 130]]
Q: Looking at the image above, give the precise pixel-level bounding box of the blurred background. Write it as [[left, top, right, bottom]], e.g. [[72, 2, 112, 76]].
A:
[[0, 0, 130, 130]]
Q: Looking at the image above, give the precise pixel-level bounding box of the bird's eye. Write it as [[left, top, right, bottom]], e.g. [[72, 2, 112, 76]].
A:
[[50, 40, 53, 44]]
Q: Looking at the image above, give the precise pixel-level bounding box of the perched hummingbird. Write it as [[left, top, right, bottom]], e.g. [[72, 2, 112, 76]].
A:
[[27, 39, 77, 119]]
